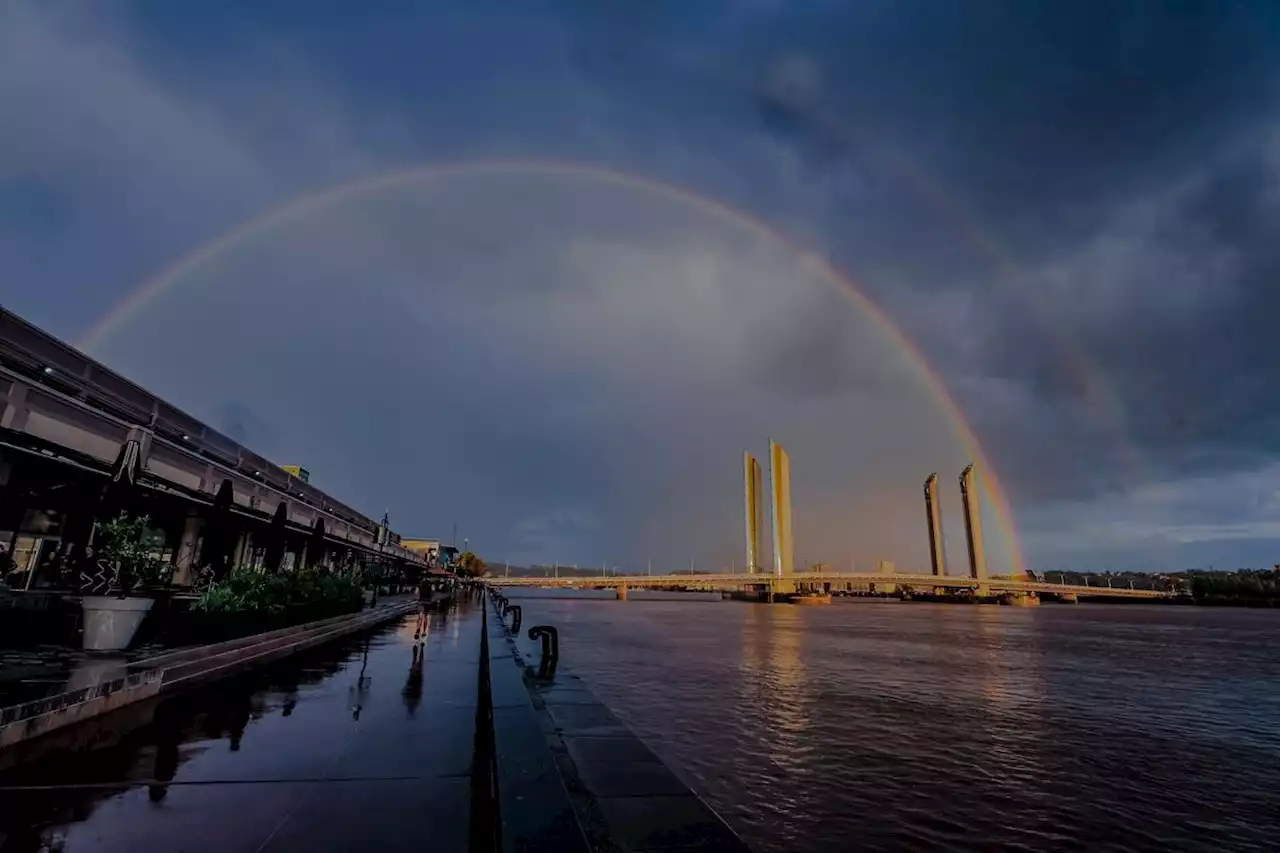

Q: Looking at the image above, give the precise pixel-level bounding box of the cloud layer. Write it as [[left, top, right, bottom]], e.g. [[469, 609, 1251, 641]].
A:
[[3, 2, 1278, 570]]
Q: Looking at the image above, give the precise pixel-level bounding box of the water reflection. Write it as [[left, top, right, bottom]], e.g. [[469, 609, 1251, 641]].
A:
[[971, 608, 1052, 810], [349, 637, 372, 721], [0, 623, 407, 852], [401, 643, 425, 717], [146, 709, 181, 803], [740, 604, 811, 773]]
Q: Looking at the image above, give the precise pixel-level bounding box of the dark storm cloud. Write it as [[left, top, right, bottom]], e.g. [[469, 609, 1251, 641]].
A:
[[748, 2, 1277, 226], [732, 1, 1280, 508], [981, 141, 1280, 482]]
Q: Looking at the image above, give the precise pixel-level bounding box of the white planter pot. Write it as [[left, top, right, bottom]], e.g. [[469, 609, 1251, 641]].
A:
[[81, 595, 154, 651]]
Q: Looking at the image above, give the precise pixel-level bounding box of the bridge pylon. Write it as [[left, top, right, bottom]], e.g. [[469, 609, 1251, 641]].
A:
[[924, 473, 947, 578], [744, 451, 763, 575], [768, 440, 794, 583], [959, 464, 988, 591]]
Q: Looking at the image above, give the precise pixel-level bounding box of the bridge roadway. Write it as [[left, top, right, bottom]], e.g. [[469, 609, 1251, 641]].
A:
[[491, 573, 1170, 599]]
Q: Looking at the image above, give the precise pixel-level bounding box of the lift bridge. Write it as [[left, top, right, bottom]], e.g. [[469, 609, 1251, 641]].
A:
[[494, 443, 1170, 603]]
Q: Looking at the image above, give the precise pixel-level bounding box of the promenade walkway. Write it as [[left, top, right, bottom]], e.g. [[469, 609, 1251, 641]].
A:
[[0, 600, 483, 852]]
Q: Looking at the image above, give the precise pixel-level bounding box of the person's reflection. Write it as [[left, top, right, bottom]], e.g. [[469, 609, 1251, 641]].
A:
[[350, 637, 372, 721], [401, 644, 425, 717], [226, 695, 252, 752], [277, 670, 300, 718], [148, 709, 183, 803]]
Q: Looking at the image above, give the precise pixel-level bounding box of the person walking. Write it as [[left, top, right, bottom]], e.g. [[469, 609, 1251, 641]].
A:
[[413, 573, 432, 640]]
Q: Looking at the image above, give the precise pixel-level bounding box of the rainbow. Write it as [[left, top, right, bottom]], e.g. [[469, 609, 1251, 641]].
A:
[[79, 158, 1028, 573]]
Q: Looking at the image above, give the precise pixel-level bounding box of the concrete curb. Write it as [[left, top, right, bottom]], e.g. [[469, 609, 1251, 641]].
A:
[[0, 601, 414, 764], [489, 593, 753, 852], [484, 597, 591, 853]]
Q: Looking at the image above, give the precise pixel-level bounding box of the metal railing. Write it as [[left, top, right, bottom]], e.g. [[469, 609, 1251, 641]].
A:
[[0, 601, 414, 735], [0, 669, 161, 727]]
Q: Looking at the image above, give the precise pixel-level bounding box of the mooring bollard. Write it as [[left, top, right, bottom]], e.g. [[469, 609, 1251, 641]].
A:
[[527, 625, 559, 678], [506, 605, 522, 634]]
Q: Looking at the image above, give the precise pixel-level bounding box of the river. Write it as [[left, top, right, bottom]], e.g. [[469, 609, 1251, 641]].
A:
[[504, 591, 1280, 852]]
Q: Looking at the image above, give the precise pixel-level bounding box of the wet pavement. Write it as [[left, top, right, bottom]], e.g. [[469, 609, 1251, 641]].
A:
[[0, 599, 483, 853]]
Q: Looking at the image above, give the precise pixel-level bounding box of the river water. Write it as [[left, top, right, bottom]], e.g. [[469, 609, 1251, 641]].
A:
[[504, 591, 1280, 853]]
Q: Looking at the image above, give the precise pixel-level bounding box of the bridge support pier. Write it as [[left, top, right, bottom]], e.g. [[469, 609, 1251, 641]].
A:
[[1057, 592, 1079, 603], [616, 584, 628, 601]]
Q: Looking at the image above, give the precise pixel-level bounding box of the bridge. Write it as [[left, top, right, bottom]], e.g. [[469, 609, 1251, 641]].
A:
[[494, 439, 1175, 603], [490, 572, 1169, 600], [493, 441, 1176, 604]]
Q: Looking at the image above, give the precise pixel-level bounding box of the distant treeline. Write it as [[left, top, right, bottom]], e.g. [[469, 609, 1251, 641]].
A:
[[1181, 569, 1280, 604]]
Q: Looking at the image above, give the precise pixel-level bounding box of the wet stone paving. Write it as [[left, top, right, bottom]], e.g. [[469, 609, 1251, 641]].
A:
[[0, 601, 483, 853]]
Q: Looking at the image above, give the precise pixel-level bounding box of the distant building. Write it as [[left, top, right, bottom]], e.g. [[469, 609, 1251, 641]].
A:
[[875, 559, 897, 594], [401, 538, 441, 559]]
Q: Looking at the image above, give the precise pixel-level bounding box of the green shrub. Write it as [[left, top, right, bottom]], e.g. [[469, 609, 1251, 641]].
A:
[[192, 568, 363, 614], [94, 513, 172, 594]]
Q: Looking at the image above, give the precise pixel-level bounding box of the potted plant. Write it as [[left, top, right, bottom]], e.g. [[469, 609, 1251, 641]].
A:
[[80, 513, 173, 651]]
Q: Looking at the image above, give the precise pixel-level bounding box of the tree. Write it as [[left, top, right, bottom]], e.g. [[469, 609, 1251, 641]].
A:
[[456, 551, 487, 578]]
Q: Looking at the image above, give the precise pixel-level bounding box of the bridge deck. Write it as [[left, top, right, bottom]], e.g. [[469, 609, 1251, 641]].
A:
[[491, 573, 1168, 598]]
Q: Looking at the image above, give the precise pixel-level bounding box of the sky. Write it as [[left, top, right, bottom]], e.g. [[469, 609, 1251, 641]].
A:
[[2, 1, 1279, 573]]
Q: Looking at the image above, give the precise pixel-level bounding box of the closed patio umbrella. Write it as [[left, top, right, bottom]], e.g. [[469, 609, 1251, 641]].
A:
[[99, 438, 142, 519], [306, 517, 326, 570], [200, 479, 237, 581], [263, 501, 288, 574], [78, 439, 143, 594]]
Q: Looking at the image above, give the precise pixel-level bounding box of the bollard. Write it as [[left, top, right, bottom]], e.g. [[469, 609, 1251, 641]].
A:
[[506, 605, 522, 634], [527, 625, 559, 678]]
